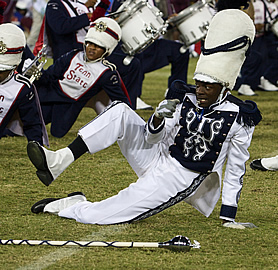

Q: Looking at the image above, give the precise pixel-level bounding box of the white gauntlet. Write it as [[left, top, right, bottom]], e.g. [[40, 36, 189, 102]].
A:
[[154, 99, 180, 119]]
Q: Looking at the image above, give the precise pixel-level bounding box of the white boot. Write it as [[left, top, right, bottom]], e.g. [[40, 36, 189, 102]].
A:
[[136, 97, 153, 110], [259, 76, 278, 91], [44, 194, 87, 215], [261, 155, 278, 171], [238, 84, 257, 96], [27, 141, 74, 186]]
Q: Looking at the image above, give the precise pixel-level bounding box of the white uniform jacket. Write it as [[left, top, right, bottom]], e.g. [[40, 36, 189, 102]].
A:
[[145, 89, 260, 221]]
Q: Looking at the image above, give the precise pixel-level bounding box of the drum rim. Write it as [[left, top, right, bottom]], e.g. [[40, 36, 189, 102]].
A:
[[168, 2, 208, 25], [117, 1, 148, 24], [121, 35, 158, 55]]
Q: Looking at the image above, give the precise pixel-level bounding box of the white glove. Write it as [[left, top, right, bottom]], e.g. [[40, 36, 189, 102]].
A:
[[154, 99, 180, 119]]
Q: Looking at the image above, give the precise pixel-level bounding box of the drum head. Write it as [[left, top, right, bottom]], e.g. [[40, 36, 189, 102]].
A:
[[117, 0, 147, 24]]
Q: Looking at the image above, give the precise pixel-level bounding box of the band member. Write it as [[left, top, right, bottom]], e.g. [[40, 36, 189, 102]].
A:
[[33, 17, 131, 138], [33, 0, 143, 110], [0, 23, 47, 145], [28, 9, 261, 228]]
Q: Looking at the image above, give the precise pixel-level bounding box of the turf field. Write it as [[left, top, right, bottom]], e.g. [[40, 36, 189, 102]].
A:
[[0, 57, 277, 269]]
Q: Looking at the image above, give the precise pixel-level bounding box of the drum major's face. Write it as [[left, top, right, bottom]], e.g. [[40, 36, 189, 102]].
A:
[[195, 80, 223, 108], [85, 42, 106, 61]]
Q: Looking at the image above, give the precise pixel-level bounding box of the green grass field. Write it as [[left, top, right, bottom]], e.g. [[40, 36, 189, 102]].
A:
[[0, 57, 277, 269]]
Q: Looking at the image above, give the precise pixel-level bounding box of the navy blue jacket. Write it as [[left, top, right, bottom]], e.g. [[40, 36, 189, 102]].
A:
[[45, 0, 90, 61]]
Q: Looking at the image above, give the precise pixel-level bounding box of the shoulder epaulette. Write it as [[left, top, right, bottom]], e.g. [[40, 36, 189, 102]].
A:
[[14, 73, 32, 88], [102, 59, 117, 71], [227, 94, 262, 127]]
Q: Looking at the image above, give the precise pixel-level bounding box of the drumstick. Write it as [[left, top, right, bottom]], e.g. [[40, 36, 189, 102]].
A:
[[106, 10, 126, 18], [171, 4, 176, 14]]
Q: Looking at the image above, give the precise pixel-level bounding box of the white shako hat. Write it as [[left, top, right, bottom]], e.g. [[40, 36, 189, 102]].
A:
[[0, 23, 26, 71], [193, 9, 255, 89], [85, 17, 121, 56]]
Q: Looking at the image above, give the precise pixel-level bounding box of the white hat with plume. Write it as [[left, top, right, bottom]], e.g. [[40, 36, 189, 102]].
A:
[[193, 9, 255, 89]]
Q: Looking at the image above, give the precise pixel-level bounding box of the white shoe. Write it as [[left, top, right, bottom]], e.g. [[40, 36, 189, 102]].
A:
[[27, 141, 74, 186], [238, 84, 257, 96], [261, 155, 278, 171], [31, 192, 86, 214], [258, 76, 278, 91], [44, 193, 87, 215], [136, 97, 153, 110]]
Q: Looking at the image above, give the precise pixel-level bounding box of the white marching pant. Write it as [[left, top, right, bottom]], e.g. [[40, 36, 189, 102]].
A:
[[57, 102, 220, 224], [78, 102, 160, 177]]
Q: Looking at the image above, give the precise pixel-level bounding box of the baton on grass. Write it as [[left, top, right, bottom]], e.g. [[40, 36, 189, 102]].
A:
[[0, 235, 200, 252]]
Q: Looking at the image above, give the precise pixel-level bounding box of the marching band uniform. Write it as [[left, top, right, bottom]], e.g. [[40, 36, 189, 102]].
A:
[[34, 17, 131, 138], [29, 10, 262, 228], [39, 83, 260, 225], [35, 49, 131, 138], [0, 23, 46, 145]]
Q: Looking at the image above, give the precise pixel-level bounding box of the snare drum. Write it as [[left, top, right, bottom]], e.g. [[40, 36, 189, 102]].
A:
[[168, 0, 214, 48], [116, 0, 168, 56]]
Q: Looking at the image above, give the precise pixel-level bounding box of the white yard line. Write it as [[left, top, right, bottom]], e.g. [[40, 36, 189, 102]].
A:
[[17, 225, 128, 270]]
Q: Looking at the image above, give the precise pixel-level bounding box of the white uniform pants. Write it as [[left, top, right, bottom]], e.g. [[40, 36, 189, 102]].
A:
[[58, 103, 220, 224]]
